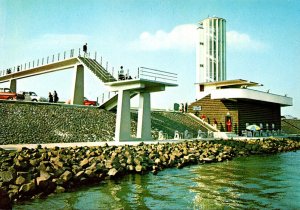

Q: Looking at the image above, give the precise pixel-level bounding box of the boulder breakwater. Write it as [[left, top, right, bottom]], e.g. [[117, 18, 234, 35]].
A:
[[1, 138, 300, 206]]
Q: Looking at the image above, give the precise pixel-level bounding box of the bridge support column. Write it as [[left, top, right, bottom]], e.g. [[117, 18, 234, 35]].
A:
[[71, 64, 84, 105], [105, 79, 177, 143], [137, 92, 152, 140], [115, 90, 131, 142], [9, 79, 17, 93]]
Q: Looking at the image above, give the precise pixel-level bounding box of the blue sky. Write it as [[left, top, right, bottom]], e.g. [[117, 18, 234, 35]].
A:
[[0, 0, 299, 117]]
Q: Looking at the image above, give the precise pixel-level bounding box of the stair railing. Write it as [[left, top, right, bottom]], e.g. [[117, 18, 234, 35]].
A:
[[91, 59, 116, 82], [138, 67, 177, 83], [79, 57, 112, 82]]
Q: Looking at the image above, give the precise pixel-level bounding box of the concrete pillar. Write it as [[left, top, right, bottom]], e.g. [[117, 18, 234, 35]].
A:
[[137, 92, 152, 140], [71, 64, 84, 105], [115, 89, 131, 141], [9, 79, 17, 92]]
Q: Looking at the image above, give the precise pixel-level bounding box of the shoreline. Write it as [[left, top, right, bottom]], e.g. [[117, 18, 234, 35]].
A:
[[2, 135, 299, 150], [0, 137, 300, 207]]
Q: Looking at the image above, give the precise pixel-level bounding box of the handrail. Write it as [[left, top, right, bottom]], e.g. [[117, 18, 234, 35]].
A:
[[79, 57, 109, 81], [138, 66, 177, 83], [140, 70, 178, 79], [186, 113, 219, 132], [1, 48, 176, 86], [87, 60, 110, 81], [139, 67, 177, 75], [139, 73, 177, 82], [90, 59, 116, 82], [0, 48, 102, 78]]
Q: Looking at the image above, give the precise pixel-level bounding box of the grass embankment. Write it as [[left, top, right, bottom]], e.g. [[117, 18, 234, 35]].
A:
[[0, 102, 201, 145]]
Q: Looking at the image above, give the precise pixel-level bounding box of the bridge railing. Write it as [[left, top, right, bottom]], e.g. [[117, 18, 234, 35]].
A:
[[1, 49, 74, 76], [0, 49, 178, 86], [137, 67, 177, 83], [0, 48, 115, 78], [98, 91, 118, 104]]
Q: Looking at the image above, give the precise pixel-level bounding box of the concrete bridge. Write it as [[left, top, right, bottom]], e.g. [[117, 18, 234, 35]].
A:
[[0, 50, 116, 105], [1, 49, 178, 142]]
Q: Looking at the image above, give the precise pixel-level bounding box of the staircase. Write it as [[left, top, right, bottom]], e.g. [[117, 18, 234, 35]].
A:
[[99, 92, 138, 111], [79, 57, 139, 111], [186, 113, 219, 132], [79, 57, 121, 110], [281, 119, 300, 134], [79, 57, 116, 83]]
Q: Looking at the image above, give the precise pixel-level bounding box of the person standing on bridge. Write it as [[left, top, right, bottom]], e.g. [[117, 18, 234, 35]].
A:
[[118, 66, 125, 80], [83, 43, 88, 57]]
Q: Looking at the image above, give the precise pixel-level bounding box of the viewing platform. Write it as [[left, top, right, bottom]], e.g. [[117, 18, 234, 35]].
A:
[[104, 69, 178, 142]]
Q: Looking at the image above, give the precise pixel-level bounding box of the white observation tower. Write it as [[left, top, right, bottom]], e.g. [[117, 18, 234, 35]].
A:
[[196, 17, 226, 83]]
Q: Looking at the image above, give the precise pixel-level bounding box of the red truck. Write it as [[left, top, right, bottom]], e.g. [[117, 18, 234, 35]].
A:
[[0, 88, 24, 100]]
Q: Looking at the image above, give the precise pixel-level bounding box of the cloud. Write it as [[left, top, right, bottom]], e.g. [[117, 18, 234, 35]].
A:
[[130, 24, 197, 51], [227, 31, 267, 51], [131, 24, 267, 52]]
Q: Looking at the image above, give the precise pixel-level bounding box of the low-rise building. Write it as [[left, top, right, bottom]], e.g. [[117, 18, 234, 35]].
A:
[[189, 79, 293, 135]]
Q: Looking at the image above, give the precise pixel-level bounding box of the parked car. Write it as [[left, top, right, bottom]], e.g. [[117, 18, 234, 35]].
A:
[[65, 97, 98, 106], [18, 91, 42, 102], [0, 88, 24, 100], [84, 97, 97, 106]]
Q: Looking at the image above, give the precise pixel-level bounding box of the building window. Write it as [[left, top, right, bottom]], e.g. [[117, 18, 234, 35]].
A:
[[200, 64, 204, 67], [200, 42, 204, 45], [200, 85, 204, 92]]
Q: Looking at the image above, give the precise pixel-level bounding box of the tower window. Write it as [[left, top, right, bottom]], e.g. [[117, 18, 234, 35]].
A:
[[200, 85, 204, 92], [200, 42, 204, 45], [200, 64, 204, 67]]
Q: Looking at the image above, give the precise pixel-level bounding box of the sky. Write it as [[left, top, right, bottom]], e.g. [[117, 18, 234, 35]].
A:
[[0, 0, 299, 117]]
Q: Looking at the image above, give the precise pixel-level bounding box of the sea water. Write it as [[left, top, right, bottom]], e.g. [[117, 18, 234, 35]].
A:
[[14, 150, 300, 209]]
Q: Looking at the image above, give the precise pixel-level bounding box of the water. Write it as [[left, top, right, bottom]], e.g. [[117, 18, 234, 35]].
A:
[[14, 151, 300, 209]]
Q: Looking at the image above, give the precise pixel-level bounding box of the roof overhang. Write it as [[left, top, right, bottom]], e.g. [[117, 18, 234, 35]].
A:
[[209, 88, 293, 107], [195, 79, 262, 89]]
